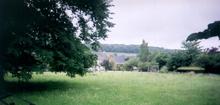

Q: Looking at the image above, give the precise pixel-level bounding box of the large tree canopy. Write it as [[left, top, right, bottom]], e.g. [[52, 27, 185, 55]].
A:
[[0, 0, 113, 81], [187, 21, 220, 41]]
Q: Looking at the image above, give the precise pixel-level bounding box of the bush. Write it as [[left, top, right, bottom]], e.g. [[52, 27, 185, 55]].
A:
[[101, 60, 116, 71], [167, 41, 201, 71], [138, 62, 158, 72], [138, 62, 150, 71], [116, 64, 124, 71], [159, 66, 169, 73], [155, 53, 169, 69], [167, 51, 191, 71], [195, 53, 220, 73], [124, 58, 139, 71]]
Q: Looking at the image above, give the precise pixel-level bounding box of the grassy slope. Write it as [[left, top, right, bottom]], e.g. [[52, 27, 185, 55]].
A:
[[4, 72, 220, 105]]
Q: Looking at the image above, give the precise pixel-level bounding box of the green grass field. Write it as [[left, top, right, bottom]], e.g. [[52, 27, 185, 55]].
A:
[[3, 72, 220, 105]]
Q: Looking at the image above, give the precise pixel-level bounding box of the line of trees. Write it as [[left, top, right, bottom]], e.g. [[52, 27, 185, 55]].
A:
[[167, 41, 201, 71], [100, 44, 176, 54], [167, 21, 220, 73], [123, 40, 219, 74], [167, 42, 220, 73], [123, 40, 167, 72], [123, 21, 220, 73]]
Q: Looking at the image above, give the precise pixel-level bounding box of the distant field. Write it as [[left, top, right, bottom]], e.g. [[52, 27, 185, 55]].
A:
[[3, 72, 220, 105]]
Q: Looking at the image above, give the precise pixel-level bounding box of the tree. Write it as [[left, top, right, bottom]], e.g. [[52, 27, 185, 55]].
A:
[[187, 21, 220, 41], [196, 53, 220, 73], [139, 40, 150, 62], [155, 53, 169, 69], [167, 41, 201, 71], [100, 59, 115, 70], [0, 0, 113, 81], [186, 21, 220, 73], [167, 51, 189, 71], [195, 47, 220, 73], [182, 41, 202, 64]]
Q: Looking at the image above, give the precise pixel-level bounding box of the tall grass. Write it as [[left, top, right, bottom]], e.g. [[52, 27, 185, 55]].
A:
[[3, 72, 220, 105]]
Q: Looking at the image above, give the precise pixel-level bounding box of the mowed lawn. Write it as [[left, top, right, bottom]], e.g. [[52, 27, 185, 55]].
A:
[[4, 72, 220, 105]]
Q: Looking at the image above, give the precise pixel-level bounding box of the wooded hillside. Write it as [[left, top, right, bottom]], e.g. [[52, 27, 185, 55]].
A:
[[100, 44, 177, 53]]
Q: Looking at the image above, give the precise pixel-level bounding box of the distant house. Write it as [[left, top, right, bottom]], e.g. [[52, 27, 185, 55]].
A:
[[96, 52, 136, 65], [112, 55, 127, 65], [96, 52, 108, 64], [93, 52, 160, 72]]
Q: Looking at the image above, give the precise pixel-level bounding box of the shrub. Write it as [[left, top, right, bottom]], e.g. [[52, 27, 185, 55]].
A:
[[167, 41, 202, 71], [167, 51, 191, 71], [155, 53, 169, 69], [159, 66, 169, 73], [138, 62, 158, 72], [101, 60, 116, 71], [138, 62, 150, 71], [195, 53, 220, 73], [124, 58, 139, 71], [116, 64, 124, 71]]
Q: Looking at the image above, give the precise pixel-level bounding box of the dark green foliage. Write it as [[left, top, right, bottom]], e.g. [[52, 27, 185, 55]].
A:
[[0, 67, 4, 82], [167, 51, 190, 71], [155, 53, 169, 69], [167, 41, 201, 71], [182, 41, 202, 64], [0, 67, 5, 92], [0, 0, 113, 81], [186, 21, 220, 74], [195, 49, 220, 73], [187, 21, 220, 41]]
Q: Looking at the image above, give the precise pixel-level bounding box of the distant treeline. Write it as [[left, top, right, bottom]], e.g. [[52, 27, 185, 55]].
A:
[[100, 44, 177, 53]]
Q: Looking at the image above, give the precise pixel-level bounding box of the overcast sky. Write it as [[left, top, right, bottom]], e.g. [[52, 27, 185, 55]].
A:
[[100, 0, 220, 49]]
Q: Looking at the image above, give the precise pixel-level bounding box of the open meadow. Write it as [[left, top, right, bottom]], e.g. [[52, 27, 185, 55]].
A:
[[3, 72, 220, 105]]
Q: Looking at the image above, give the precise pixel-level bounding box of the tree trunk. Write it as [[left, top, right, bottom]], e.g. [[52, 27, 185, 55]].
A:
[[0, 66, 5, 94], [0, 66, 4, 82]]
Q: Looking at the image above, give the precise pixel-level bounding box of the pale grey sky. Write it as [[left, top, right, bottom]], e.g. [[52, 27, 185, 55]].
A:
[[100, 0, 220, 49]]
